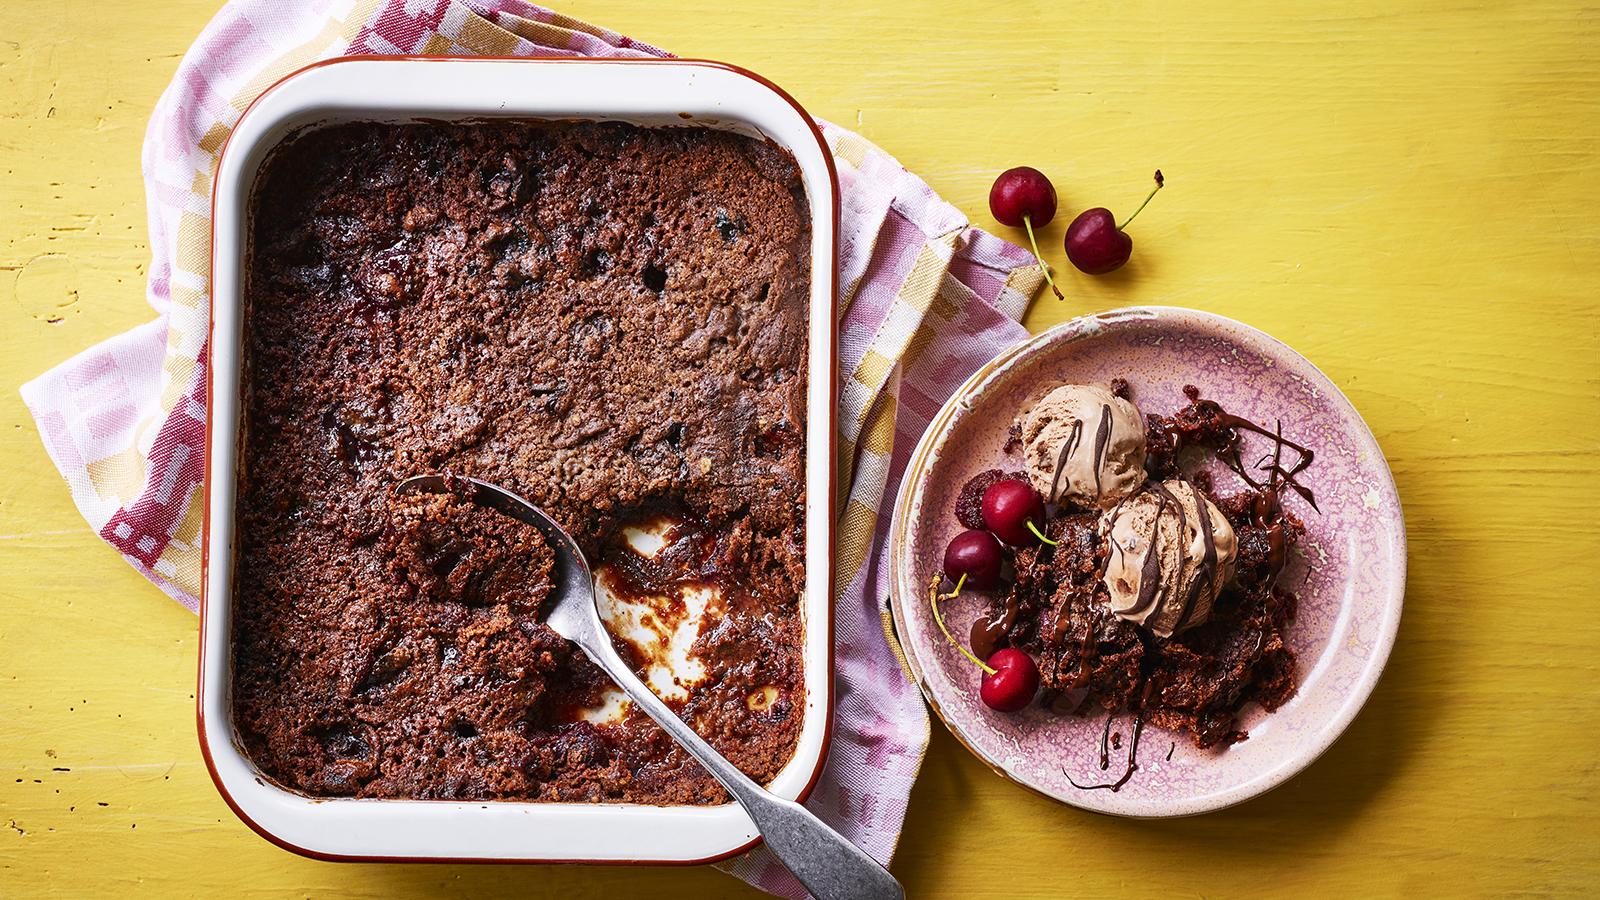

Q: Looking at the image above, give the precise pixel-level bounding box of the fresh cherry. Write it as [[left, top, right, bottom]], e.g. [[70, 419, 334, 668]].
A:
[[980, 480, 1056, 547], [928, 577, 1040, 712], [979, 648, 1040, 712], [1065, 169, 1164, 275], [989, 166, 1056, 228], [942, 529, 1003, 591], [989, 167, 1064, 300]]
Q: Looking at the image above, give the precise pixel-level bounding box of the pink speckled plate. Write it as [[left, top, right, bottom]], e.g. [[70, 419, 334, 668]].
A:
[[888, 306, 1405, 817]]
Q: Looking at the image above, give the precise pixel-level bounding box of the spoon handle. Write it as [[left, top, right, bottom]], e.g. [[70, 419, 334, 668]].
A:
[[574, 634, 904, 900]]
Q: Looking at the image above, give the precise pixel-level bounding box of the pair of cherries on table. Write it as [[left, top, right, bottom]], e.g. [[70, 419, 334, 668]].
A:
[[989, 166, 1164, 299], [933, 479, 1053, 713]]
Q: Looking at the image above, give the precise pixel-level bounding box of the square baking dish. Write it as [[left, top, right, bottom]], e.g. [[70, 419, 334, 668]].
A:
[[199, 56, 838, 864]]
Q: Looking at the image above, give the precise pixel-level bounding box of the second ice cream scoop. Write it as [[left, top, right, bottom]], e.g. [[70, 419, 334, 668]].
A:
[[1102, 480, 1237, 638]]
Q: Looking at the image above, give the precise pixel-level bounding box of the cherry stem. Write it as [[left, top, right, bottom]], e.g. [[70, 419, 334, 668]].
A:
[[1022, 214, 1064, 300], [929, 573, 996, 675], [1026, 519, 1059, 546], [1118, 170, 1165, 231]]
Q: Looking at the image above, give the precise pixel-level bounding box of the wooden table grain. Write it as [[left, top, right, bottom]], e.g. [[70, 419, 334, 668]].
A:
[[2, 1, 1596, 896]]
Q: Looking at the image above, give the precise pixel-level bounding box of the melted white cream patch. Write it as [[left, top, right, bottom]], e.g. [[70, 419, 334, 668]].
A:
[[622, 524, 667, 558], [577, 687, 630, 724], [582, 515, 718, 716], [594, 573, 715, 703]]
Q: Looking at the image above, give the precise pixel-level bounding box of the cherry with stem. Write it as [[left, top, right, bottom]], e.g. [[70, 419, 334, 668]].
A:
[[928, 574, 1041, 712], [943, 528, 1003, 589], [989, 166, 1065, 300], [1064, 169, 1165, 276], [981, 480, 1059, 547]]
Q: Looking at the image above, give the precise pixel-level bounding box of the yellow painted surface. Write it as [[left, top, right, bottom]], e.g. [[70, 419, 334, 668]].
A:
[[2, 1, 1596, 896]]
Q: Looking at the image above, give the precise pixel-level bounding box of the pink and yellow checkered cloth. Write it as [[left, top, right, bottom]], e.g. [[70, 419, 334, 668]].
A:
[[21, 1, 1040, 893]]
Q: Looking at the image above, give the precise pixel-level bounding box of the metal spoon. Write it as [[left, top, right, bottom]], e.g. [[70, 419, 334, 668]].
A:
[[397, 474, 904, 900]]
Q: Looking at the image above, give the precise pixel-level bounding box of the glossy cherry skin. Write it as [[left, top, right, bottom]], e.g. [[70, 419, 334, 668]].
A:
[[943, 529, 1004, 590], [989, 167, 1058, 228], [1065, 207, 1132, 274], [979, 648, 1040, 712], [981, 479, 1047, 546]]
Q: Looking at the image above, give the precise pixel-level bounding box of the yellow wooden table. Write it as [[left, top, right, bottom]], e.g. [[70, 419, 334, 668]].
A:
[[3, 1, 1596, 896]]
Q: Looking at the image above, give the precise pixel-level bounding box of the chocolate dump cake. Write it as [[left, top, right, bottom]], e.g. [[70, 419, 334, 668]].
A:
[[932, 381, 1315, 789], [232, 121, 810, 803]]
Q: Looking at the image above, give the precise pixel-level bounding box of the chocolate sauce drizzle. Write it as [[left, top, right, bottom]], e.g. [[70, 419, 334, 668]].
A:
[[1220, 414, 1317, 587], [1090, 404, 1113, 496], [1048, 419, 1084, 503], [1123, 485, 1174, 623], [1224, 415, 1317, 505], [1048, 403, 1114, 505], [1066, 703, 1148, 793], [969, 594, 1019, 662], [1171, 479, 1220, 634], [1045, 584, 1102, 691]]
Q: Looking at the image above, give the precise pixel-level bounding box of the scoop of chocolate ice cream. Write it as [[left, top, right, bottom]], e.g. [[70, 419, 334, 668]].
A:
[[1101, 479, 1237, 638], [1017, 383, 1146, 510]]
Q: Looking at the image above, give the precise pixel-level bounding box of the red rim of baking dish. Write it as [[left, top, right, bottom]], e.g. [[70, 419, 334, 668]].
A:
[[198, 54, 841, 867]]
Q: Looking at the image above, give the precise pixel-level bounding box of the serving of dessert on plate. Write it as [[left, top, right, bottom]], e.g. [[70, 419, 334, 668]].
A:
[[931, 378, 1315, 788], [889, 308, 1405, 817]]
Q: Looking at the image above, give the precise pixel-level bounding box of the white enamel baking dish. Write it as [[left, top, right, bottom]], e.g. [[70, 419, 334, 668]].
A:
[[199, 57, 838, 864]]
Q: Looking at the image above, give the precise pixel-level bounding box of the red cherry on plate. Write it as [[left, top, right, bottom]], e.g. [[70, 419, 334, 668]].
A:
[[1064, 169, 1164, 276], [928, 571, 1036, 713], [989, 167, 1064, 300], [981, 480, 1053, 547], [943, 529, 1003, 590], [979, 648, 1040, 712]]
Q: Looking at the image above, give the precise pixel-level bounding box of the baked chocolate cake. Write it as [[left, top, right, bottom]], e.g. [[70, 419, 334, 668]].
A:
[[232, 121, 810, 803]]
